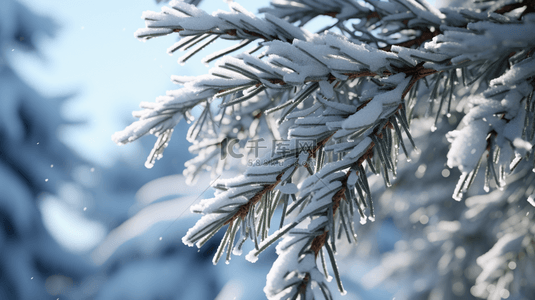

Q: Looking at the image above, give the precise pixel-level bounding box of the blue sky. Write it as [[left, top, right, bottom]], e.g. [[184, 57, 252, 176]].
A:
[[13, 0, 269, 167]]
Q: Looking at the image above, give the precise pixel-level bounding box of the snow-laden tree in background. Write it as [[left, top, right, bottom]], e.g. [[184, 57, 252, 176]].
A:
[[362, 116, 535, 300], [0, 0, 91, 298], [114, 0, 535, 299]]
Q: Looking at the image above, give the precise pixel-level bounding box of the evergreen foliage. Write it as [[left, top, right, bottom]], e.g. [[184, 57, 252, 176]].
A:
[[114, 0, 535, 298], [0, 1, 90, 298]]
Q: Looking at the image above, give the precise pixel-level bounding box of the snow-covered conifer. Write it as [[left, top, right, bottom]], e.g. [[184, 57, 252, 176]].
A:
[[0, 1, 91, 298], [115, 0, 535, 298]]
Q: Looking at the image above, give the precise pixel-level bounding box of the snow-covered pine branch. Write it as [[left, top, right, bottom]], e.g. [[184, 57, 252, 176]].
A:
[[135, 1, 311, 64], [114, 0, 535, 298], [259, 0, 374, 26], [447, 55, 535, 200]]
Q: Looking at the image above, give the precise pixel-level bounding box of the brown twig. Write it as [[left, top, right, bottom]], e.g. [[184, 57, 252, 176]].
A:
[[344, 70, 392, 80], [298, 274, 310, 295], [495, 0, 535, 16], [366, 11, 381, 21], [324, 11, 339, 18], [224, 173, 283, 225], [311, 231, 328, 257], [397, 62, 439, 99], [357, 144, 375, 166], [308, 133, 336, 159]]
